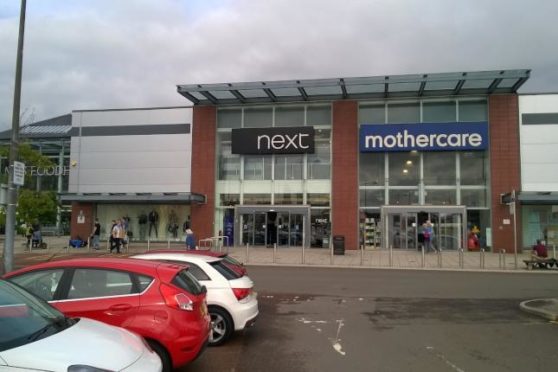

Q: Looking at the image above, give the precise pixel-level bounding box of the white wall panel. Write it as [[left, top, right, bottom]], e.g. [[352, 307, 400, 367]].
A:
[[74, 107, 192, 127], [519, 94, 558, 191], [70, 108, 192, 194]]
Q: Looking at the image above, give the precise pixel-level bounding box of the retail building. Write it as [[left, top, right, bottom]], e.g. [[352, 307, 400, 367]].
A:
[[57, 69, 555, 253]]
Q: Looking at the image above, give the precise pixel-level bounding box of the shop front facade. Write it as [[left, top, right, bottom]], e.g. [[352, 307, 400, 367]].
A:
[[518, 94, 558, 251], [180, 69, 530, 252], [62, 106, 204, 242]]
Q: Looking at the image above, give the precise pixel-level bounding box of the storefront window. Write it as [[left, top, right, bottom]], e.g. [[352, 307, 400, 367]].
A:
[[424, 189, 456, 205], [521, 205, 558, 248], [217, 132, 240, 180], [458, 100, 487, 122], [307, 106, 331, 126], [307, 193, 330, 207], [244, 107, 272, 128], [311, 209, 330, 248], [275, 106, 304, 127], [360, 189, 385, 207], [244, 156, 272, 180], [360, 152, 385, 186], [307, 129, 330, 180], [388, 152, 419, 186], [360, 105, 385, 124], [274, 155, 303, 180], [387, 102, 419, 123], [460, 151, 487, 185], [217, 109, 242, 129], [424, 152, 456, 185], [274, 193, 303, 205], [461, 189, 486, 207], [220, 194, 240, 206], [243, 194, 271, 205], [422, 101, 456, 122], [389, 189, 418, 205]]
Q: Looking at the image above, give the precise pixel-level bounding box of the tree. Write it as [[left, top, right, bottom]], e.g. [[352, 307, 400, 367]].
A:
[[0, 143, 58, 228], [16, 189, 58, 225]]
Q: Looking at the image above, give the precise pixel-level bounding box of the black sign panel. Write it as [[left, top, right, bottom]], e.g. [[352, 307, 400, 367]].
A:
[[231, 127, 315, 155]]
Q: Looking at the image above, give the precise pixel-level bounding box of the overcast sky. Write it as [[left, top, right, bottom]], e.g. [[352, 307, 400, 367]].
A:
[[1, 0, 557, 129]]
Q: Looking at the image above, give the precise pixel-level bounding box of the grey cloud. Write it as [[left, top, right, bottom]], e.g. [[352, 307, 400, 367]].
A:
[[1, 0, 557, 129]]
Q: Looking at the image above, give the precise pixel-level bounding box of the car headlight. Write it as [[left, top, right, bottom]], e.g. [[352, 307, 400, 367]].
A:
[[68, 365, 114, 372]]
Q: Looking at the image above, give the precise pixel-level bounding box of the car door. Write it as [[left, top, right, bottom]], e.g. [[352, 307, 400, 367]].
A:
[[53, 268, 140, 328]]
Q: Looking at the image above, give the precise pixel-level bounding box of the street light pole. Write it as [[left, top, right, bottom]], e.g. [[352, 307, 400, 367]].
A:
[[2, 0, 27, 274]]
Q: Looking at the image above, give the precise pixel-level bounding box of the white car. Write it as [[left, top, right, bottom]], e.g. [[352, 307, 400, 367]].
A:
[[0, 279, 161, 372], [132, 251, 258, 346]]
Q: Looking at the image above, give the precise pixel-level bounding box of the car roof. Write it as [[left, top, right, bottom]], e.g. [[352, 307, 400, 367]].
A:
[[4, 257, 187, 278], [132, 252, 221, 264], [141, 249, 226, 258]]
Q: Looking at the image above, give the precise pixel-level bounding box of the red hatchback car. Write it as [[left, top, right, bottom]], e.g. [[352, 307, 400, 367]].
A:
[[3, 257, 210, 372]]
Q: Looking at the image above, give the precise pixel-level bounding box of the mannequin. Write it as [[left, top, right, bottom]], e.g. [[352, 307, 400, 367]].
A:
[[138, 211, 148, 240], [148, 209, 159, 238]]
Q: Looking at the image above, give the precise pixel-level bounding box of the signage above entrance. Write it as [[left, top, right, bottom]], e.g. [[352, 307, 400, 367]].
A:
[[360, 122, 488, 152], [232, 127, 315, 155]]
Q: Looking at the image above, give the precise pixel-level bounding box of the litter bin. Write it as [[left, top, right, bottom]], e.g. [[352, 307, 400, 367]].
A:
[[333, 235, 345, 255]]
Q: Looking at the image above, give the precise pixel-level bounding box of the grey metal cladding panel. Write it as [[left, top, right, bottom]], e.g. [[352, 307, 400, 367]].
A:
[[522, 113, 558, 125], [70, 124, 190, 136]]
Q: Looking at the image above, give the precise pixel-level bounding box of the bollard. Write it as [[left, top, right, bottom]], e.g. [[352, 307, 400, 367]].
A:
[[459, 248, 464, 269], [437, 249, 442, 268], [554, 245, 556, 260], [273, 243, 277, 264], [502, 249, 506, 270], [360, 246, 364, 266], [147, 236, 150, 251], [167, 237, 171, 249], [499, 250, 503, 269], [481, 249, 485, 269], [302, 244, 305, 265], [421, 246, 425, 268], [389, 245, 393, 267], [245, 243, 249, 263], [330, 240, 334, 265]]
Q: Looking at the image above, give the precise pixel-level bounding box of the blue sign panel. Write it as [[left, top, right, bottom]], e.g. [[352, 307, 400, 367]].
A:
[[360, 122, 489, 152]]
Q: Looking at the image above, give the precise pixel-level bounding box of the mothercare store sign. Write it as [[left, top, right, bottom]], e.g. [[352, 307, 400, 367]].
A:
[[360, 122, 488, 152], [232, 127, 315, 155]]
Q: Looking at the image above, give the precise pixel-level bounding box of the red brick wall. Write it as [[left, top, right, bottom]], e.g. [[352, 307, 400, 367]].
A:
[[70, 202, 94, 239], [191, 106, 216, 241], [332, 101, 359, 250], [488, 95, 522, 253]]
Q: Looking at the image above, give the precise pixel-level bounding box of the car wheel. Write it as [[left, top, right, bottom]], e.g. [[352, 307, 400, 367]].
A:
[[209, 307, 233, 346], [147, 340, 172, 372]]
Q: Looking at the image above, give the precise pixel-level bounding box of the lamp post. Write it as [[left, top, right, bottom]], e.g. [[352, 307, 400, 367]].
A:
[[2, 0, 27, 274]]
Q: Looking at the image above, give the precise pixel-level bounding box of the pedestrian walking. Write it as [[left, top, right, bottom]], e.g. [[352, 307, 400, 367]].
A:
[[91, 218, 101, 250], [111, 219, 123, 254]]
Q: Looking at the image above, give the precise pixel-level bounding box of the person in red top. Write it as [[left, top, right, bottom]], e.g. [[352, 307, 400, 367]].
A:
[[532, 239, 548, 260]]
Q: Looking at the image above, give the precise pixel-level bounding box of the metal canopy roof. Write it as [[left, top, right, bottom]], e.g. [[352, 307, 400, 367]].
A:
[[177, 69, 530, 106]]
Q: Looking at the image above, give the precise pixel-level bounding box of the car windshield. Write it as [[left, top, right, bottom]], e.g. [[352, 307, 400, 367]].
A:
[[0, 279, 71, 352]]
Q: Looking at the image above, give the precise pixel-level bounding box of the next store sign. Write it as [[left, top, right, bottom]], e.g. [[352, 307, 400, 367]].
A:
[[359, 122, 489, 152]]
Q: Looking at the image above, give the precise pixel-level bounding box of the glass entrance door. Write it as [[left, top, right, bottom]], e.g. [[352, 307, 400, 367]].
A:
[[236, 206, 311, 247], [383, 206, 466, 250], [277, 212, 290, 246]]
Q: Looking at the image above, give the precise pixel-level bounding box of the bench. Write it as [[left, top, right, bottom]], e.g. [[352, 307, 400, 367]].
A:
[[523, 258, 557, 270]]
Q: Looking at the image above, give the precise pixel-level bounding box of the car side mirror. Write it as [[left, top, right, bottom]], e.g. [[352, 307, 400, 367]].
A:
[[201, 285, 207, 294]]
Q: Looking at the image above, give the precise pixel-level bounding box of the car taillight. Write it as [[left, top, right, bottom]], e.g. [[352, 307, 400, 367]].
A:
[[160, 283, 194, 311], [232, 287, 252, 301]]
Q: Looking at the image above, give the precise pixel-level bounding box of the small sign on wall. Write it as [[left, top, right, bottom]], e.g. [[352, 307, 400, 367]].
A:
[[77, 210, 85, 224], [503, 219, 511, 225]]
